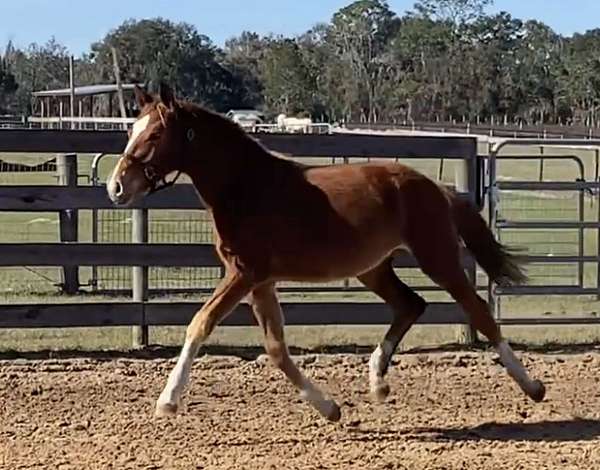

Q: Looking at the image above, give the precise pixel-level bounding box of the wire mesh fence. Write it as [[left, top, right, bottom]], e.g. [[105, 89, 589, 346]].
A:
[[92, 209, 222, 293], [0, 153, 64, 295], [495, 154, 593, 288], [1, 148, 595, 300]]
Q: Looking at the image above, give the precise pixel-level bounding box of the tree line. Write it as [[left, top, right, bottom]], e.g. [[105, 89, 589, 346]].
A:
[[1, 0, 599, 126]]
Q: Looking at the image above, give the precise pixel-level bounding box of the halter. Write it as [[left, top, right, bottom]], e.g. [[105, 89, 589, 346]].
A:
[[124, 105, 195, 195], [144, 165, 183, 195]]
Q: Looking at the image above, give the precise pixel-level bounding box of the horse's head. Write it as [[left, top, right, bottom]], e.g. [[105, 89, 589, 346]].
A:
[[107, 83, 190, 206]]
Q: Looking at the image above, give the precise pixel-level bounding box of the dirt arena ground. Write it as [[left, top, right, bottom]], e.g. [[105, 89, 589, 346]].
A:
[[1, 349, 599, 470]]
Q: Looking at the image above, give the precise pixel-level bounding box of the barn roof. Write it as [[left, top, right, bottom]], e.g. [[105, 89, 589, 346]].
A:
[[32, 83, 144, 98]]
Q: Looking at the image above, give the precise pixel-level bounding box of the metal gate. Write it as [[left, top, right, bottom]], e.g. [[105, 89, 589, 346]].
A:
[[488, 139, 600, 324]]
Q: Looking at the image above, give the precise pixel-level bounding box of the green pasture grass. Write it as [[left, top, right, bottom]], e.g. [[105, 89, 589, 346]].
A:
[[1, 323, 599, 353]]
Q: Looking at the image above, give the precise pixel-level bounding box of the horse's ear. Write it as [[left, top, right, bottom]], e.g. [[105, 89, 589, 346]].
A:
[[159, 82, 178, 111], [133, 84, 152, 108]]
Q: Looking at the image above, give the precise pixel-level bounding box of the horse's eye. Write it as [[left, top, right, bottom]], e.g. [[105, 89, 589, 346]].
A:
[[148, 130, 162, 141]]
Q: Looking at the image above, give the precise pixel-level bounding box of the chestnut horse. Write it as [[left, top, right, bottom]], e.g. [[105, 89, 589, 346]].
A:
[[107, 84, 545, 422]]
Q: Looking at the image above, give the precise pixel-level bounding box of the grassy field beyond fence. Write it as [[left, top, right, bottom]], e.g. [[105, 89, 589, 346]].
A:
[[1, 144, 600, 351]]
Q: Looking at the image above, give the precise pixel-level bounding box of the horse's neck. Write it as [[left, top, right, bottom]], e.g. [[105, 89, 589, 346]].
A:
[[185, 125, 277, 209]]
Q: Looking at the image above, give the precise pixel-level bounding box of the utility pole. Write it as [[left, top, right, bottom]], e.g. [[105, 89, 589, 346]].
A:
[[111, 47, 128, 128], [69, 55, 75, 130]]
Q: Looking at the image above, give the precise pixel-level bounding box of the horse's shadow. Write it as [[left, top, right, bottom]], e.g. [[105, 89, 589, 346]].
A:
[[411, 418, 600, 443]]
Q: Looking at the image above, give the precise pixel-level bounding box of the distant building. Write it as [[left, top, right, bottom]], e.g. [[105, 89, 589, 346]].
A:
[[29, 83, 143, 130]]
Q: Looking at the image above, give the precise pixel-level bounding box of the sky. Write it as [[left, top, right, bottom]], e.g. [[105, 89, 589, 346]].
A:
[[2, 0, 600, 56]]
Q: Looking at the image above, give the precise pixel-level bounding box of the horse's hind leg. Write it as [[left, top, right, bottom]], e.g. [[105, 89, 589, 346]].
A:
[[251, 283, 341, 422], [411, 236, 546, 402], [358, 259, 426, 401], [443, 274, 544, 401]]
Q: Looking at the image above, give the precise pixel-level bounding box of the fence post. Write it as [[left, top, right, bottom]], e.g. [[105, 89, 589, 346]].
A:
[[437, 158, 445, 181], [597, 182, 600, 301], [56, 154, 79, 295], [455, 158, 478, 345], [342, 155, 351, 290], [132, 208, 149, 348]]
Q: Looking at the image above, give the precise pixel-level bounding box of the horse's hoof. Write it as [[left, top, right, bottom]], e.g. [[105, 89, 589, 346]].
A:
[[155, 400, 179, 417], [529, 380, 546, 402], [314, 399, 341, 422], [371, 382, 391, 402], [323, 401, 341, 422]]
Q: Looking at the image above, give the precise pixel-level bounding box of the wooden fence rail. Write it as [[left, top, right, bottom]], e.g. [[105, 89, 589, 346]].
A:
[[0, 129, 478, 159], [0, 242, 474, 269], [0, 130, 479, 346], [0, 185, 201, 210], [0, 184, 477, 211], [0, 302, 467, 329]]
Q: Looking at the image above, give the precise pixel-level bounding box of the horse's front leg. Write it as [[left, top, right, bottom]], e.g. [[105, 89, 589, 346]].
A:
[[155, 269, 254, 416]]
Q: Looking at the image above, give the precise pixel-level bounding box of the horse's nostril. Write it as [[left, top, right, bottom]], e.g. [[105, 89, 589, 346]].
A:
[[114, 181, 123, 197]]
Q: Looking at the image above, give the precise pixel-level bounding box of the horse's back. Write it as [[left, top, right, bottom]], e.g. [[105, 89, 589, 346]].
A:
[[302, 161, 447, 218], [231, 159, 450, 280]]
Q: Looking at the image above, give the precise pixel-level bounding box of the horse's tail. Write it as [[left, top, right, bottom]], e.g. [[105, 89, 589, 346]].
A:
[[449, 191, 527, 286]]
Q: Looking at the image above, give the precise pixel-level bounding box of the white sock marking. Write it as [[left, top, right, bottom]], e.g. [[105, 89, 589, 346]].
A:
[[299, 378, 335, 417], [157, 340, 199, 407], [496, 341, 537, 395], [369, 340, 395, 390]]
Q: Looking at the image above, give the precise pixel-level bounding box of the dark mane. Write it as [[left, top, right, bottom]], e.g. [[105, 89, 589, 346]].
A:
[[174, 99, 299, 167], [179, 100, 255, 140]]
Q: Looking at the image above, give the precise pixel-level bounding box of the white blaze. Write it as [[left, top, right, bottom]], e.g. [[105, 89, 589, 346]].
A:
[[124, 114, 151, 154], [106, 114, 152, 196]]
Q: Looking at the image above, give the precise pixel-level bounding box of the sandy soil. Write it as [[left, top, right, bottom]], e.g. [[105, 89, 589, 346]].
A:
[[0, 350, 599, 469]]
